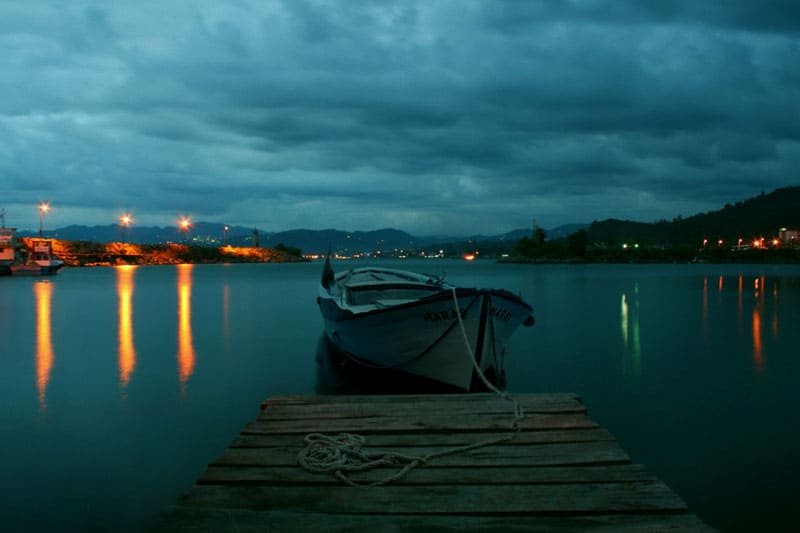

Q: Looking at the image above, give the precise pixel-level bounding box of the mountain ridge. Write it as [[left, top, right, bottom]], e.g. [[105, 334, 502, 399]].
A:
[[11, 186, 799, 253], [586, 186, 800, 247], [18, 222, 587, 255]]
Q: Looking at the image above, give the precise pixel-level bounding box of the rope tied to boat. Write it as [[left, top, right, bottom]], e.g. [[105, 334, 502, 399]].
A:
[[450, 286, 526, 427]]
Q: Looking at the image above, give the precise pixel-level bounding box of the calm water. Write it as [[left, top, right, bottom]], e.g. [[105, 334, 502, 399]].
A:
[[1, 260, 798, 531]]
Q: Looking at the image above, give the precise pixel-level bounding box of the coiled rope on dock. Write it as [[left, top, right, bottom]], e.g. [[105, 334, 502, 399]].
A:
[[297, 287, 525, 487], [297, 429, 517, 487]]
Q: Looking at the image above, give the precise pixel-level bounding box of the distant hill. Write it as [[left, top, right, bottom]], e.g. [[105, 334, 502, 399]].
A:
[[260, 228, 421, 255], [25, 183, 798, 257], [459, 224, 589, 243], [587, 186, 800, 247], [22, 223, 588, 256], [23, 223, 260, 247]]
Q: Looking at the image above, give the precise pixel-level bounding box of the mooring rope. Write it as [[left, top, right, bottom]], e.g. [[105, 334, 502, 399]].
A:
[[450, 287, 525, 425], [297, 287, 525, 487]]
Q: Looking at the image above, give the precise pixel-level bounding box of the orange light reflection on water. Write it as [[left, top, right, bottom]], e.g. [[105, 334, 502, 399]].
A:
[[177, 264, 196, 392], [222, 283, 230, 347], [116, 265, 137, 394], [35, 281, 54, 413], [752, 303, 763, 373]]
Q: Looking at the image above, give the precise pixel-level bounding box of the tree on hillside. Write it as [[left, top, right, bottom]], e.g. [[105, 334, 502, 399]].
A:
[[533, 227, 546, 247], [567, 230, 587, 257]]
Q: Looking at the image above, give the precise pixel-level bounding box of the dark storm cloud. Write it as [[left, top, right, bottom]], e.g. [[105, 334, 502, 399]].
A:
[[1, 0, 798, 234]]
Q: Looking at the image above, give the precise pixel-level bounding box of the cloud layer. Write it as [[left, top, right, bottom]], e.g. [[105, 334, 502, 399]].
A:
[[1, 1, 798, 235]]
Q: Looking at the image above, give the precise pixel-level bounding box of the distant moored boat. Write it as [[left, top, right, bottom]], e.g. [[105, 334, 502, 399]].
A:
[[0, 220, 64, 276]]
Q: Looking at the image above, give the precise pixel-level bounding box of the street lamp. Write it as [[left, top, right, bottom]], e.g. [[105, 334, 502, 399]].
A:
[[38, 202, 50, 238], [119, 213, 132, 243], [223, 225, 229, 245], [178, 216, 191, 242]]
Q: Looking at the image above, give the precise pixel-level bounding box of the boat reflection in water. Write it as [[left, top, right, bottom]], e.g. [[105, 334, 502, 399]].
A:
[[116, 265, 137, 396], [177, 264, 196, 393], [35, 281, 54, 413], [314, 335, 465, 395]]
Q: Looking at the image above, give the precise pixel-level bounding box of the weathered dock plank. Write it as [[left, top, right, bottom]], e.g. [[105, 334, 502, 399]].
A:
[[152, 508, 713, 533], [258, 394, 587, 418], [212, 440, 630, 468], [230, 427, 615, 448], [175, 482, 688, 514], [243, 411, 598, 434], [198, 463, 657, 486], [150, 393, 714, 532]]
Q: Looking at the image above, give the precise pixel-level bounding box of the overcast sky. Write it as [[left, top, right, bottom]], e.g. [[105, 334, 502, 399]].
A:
[[1, 1, 798, 236]]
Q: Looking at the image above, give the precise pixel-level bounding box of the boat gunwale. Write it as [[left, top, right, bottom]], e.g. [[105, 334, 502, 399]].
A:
[[334, 267, 446, 284], [319, 285, 532, 322]]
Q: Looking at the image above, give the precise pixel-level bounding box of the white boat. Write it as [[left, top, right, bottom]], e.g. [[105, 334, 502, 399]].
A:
[[10, 238, 64, 276], [317, 257, 534, 390]]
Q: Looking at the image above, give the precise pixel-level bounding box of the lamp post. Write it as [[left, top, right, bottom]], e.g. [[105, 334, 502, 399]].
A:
[[119, 213, 132, 244], [38, 202, 50, 238], [223, 225, 229, 245], [179, 216, 191, 243]]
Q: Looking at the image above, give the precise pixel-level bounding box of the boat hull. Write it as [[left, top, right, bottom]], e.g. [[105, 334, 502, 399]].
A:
[[10, 262, 63, 276], [319, 287, 532, 390]]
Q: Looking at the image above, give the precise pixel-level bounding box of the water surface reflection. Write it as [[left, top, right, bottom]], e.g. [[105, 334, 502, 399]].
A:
[[117, 266, 137, 394], [222, 282, 230, 351], [620, 284, 640, 377], [35, 281, 54, 413], [177, 264, 195, 392], [705, 274, 786, 374]]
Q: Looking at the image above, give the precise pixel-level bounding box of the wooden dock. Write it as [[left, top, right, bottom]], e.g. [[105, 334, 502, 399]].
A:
[[151, 393, 713, 531]]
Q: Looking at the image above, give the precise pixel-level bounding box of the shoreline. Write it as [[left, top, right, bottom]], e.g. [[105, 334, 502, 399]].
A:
[[34, 238, 308, 267]]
